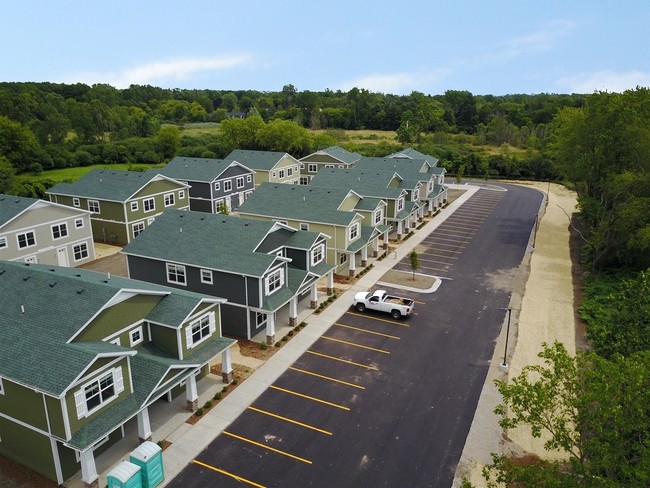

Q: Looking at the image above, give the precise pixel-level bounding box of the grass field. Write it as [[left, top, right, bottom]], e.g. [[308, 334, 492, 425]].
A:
[[16, 163, 162, 185]]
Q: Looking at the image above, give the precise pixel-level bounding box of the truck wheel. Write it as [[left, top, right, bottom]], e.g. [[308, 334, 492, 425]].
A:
[[356, 303, 366, 312], [391, 309, 401, 320]]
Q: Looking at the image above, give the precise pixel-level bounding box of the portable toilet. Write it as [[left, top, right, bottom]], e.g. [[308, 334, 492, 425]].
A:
[[107, 461, 142, 488], [129, 441, 164, 488]]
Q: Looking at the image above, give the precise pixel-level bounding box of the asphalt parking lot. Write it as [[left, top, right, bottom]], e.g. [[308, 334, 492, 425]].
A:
[[168, 185, 543, 488]]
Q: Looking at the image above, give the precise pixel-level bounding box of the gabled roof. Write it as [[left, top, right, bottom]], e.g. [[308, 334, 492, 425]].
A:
[[310, 168, 406, 200], [46, 169, 188, 202], [237, 183, 362, 226], [0, 261, 223, 396], [302, 146, 362, 165], [354, 157, 443, 188], [159, 157, 253, 183], [0, 193, 91, 228], [122, 209, 325, 277], [388, 147, 440, 166], [224, 149, 296, 171]]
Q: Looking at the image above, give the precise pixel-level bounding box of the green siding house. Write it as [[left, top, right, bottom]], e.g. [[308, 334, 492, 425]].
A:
[[224, 149, 301, 186], [122, 210, 335, 342], [298, 145, 362, 185], [0, 261, 235, 487], [46, 169, 191, 245], [236, 183, 391, 276]]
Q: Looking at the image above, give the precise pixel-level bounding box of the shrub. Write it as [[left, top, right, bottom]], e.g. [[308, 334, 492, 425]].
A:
[[300, 321, 307, 327], [288, 330, 294, 336], [282, 335, 289, 341], [203, 400, 212, 409], [275, 341, 281, 347], [259, 342, 268, 350], [222, 386, 228, 393], [213, 392, 222, 400], [232, 378, 238, 385], [195, 408, 204, 416]]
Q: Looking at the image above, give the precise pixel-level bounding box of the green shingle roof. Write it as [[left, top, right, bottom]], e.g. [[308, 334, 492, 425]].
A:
[[159, 156, 244, 182], [309, 168, 406, 199], [0, 193, 38, 226], [47, 169, 184, 202], [307, 146, 361, 165], [225, 149, 291, 171], [237, 183, 359, 226], [388, 147, 440, 165]]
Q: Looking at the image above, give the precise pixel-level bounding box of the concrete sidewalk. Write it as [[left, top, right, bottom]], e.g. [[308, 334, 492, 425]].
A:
[[67, 185, 479, 488]]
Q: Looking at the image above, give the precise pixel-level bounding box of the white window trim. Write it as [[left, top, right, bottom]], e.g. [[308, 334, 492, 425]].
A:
[[214, 182, 221, 191], [74, 218, 84, 229], [16, 230, 36, 249], [185, 312, 216, 349], [132, 221, 145, 238], [130, 201, 138, 211], [397, 198, 404, 212], [236, 177, 245, 189], [179, 189, 185, 199], [73, 198, 80, 208], [0, 236, 7, 248], [264, 268, 285, 295], [349, 223, 359, 241], [0, 377, 4, 395], [279, 169, 285, 179], [413, 189, 419, 201], [51, 222, 68, 240], [200, 269, 213, 284], [143, 197, 155, 213], [339, 253, 348, 265], [109, 337, 121, 346], [308, 164, 317, 173], [164, 192, 175, 207], [374, 209, 383, 225], [223, 180, 232, 192], [73, 242, 90, 262], [311, 243, 325, 266], [88, 200, 100, 213], [166, 262, 187, 286], [74, 367, 124, 419], [271, 171, 277, 178], [129, 326, 144, 346], [246, 174, 252, 183], [299, 222, 309, 231]]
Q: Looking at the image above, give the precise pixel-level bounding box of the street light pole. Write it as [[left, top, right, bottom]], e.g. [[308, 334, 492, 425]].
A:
[[499, 307, 512, 372]]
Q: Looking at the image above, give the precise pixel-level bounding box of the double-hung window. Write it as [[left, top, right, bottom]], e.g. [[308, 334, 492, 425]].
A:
[[287, 167, 294, 176], [164, 193, 175, 207], [308, 164, 317, 173], [223, 180, 232, 192], [75, 218, 84, 229], [200, 269, 213, 284], [0, 236, 7, 249], [214, 182, 221, 191], [52, 223, 68, 240], [166, 263, 186, 285], [129, 326, 144, 346], [132, 222, 145, 238], [349, 223, 359, 241], [131, 201, 138, 211], [397, 198, 404, 212], [17, 231, 36, 249], [143, 198, 155, 212], [374, 209, 383, 225], [185, 313, 215, 348], [74, 368, 124, 418], [311, 243, 325, 266], [265, 268, 284, 295], [73, 242, 89, 261], [246, 174, 252, 183], [236, 177, 245, 189]]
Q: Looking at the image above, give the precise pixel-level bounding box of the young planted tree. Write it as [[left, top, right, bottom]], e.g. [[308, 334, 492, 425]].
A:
[[409, 249, 419, 280]]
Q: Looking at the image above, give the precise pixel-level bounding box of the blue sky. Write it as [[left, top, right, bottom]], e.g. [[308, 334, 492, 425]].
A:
[[2, 1, 649, 95]]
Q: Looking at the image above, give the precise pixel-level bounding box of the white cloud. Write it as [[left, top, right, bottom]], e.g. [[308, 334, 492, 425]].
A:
[[557, 70, 650, 93], [64, 54, 253, 88], [338, 69, 453, 95]]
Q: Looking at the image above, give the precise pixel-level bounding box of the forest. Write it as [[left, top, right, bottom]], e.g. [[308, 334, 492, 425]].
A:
[[1, 81, 649, 486]]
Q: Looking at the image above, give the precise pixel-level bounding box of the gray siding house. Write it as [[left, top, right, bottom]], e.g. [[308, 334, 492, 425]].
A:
[[122, 210, 335, 343], [0, 193, 95, 267], [224, 149, 301, 186], [299, 145, 362, 185], [158, 156, 255, 213]]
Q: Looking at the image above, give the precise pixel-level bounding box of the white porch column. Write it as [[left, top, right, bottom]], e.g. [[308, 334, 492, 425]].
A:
[[80, 449, 99, 488], [361, 245, 368, 267], [397, 221, 404, 240], [383, 231, 389, 250], [137, 408, 152, 442], [266, 312, 276, 345], [327, 270, 334, 295], [289, 296, 298, 327], [221, 348, 233, 382], [373, 237, 380, 257], [310, 282, 319, 308], [429, 200, 434, 214], [349, 252, 356, 277], [186, 373, 198, 412]]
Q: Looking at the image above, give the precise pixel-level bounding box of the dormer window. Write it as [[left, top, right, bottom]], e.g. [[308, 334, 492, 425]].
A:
[[311, 243, 324, 266], [397, 198, 404, 212], [185, 312, 216, 348], [265, 268, 285, 295], [349, 223, 359, 241]]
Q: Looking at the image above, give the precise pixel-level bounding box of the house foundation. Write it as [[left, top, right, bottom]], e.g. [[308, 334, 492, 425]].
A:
[[186, 399, 198, 412]]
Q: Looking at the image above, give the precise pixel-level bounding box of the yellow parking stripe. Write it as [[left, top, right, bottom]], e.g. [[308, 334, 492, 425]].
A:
[[192, 460, 266, 488], [346, 312, 411, 326], [306, 350, 379, 369], [223, 431, 313, 464], [270, 385, 350, 411], [289, 366, 365, 389], [334, 323, 400, 340], [248, 406, 333, 435], [321, 335, 390, 354]]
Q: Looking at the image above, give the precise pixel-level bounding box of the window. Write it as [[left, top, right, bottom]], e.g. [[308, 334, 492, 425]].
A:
[[339, 253, 348, 265], [129, 326, 143, 346], [200, 269, 213, 284], [428, 181, 433, 191], [245, 191, 253, 199], [185, 313, 215, 348], [131, 201, 138, 211], [300, 163, 305, 169], [287, 167, 293, 176], [0, 236, 7, 248], [325, 164, 334, 168], [143, 198, 155, 212], [349, 223, 359, 240], [271, 171, 276, 178], [397, 198, 404, 212], [413, 189, 419, 201], [299, 222, 309, 231], [308, 164, 317, 173], [256, 312, 267, 327], [338, 165, 344, 169], [73, 198, 80, 208], [223, 180, 232, 192], [179, 189, 185, 200], [246, 174, 252, 183], [311, 243, 324, 266], [73, 242, 89, 261], [278, 169, 285, 179], [265, 268, 284, 295], [51, 223, 68, 240], [214, 182, 221, 191], [164, 193, 175, 207], [74, 368, 124, 418], [132, 222, 145, 238], [75, 218, 84, 229], [88, 200, 100, 213], [0, 377, 4, 395], [374, 209, 383, 225], [299, 176, 309, 185], [17, 231, 36, 249], [236, 177, 245, 189], [24, 256, 36, 264], [166, 263, 186, 285]]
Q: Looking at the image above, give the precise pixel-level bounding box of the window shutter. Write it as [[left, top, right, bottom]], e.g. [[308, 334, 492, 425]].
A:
[[74, 390, 86, 418], [114, 368, 124, 393], [185, 325, 193, 348]]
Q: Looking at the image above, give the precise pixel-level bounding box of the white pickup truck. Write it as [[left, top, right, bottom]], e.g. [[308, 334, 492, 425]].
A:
[[352, 290, 415, 319]]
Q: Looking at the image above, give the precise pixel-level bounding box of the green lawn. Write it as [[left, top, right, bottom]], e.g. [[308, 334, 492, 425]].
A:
[[16, 163, 163, 185]]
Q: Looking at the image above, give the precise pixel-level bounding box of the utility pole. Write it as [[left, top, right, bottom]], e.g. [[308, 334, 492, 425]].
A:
[[499, 307, 512, 372]]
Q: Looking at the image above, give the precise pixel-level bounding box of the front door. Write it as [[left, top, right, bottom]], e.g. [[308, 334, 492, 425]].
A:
[[56, 247, 69, 267]]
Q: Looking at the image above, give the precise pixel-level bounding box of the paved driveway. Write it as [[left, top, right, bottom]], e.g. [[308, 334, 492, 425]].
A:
[[168, 184, 543, 488]]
